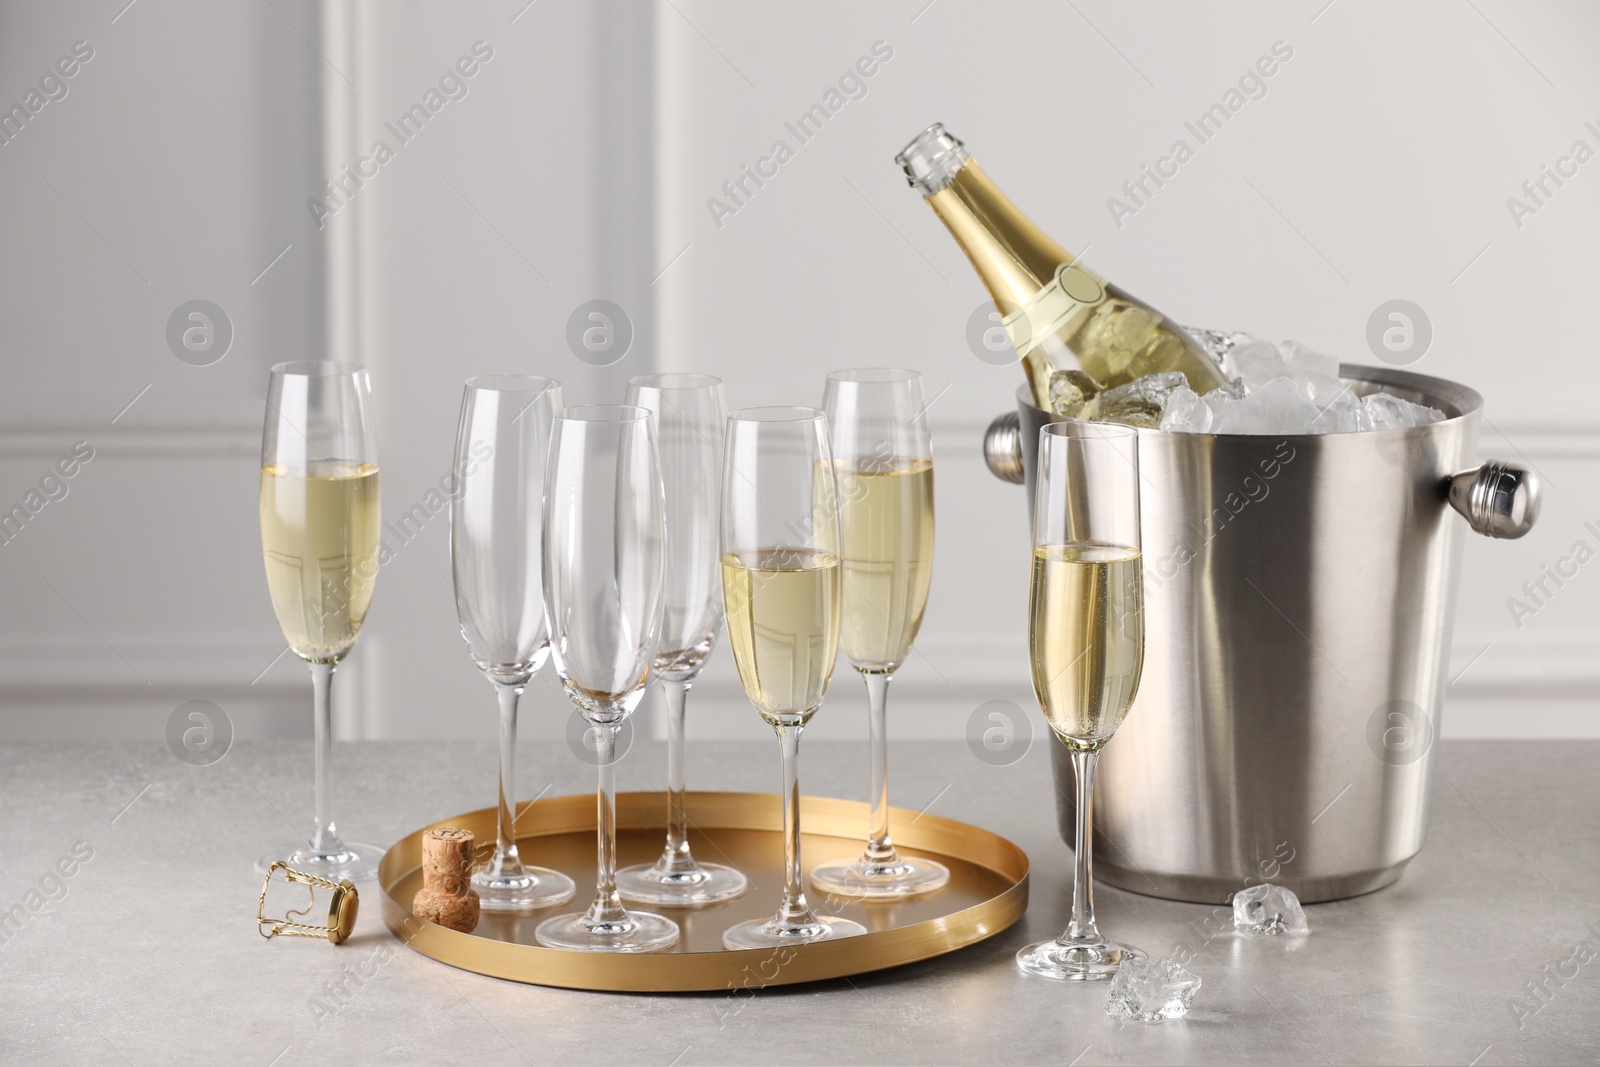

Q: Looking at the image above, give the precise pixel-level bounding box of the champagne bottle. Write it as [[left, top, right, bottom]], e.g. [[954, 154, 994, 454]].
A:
[[895, 123, 1227, 409]]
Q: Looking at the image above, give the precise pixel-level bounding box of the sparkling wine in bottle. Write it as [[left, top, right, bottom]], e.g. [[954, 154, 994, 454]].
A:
[[895, 123, 1227, 409]]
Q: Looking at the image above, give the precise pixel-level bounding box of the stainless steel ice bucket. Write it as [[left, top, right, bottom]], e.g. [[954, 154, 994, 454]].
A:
[[983, 365, 1539, 903]]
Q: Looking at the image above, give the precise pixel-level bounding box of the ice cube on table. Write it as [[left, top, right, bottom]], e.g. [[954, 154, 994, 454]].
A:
[[1105, 959, 1203, 1022], [1232, 883, 1309, 936], [1160, 386, 1212, 433], [1049, 369, 1102, 418], [1084, 371, 1186, 428]]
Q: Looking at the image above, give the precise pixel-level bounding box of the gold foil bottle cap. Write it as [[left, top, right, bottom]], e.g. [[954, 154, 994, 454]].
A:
[[257, 862, 360, 945]]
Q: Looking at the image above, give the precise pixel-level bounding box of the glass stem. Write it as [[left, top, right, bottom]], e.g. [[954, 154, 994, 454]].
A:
[[308, 661, 345, 855], [658, 679, 698, 875], [1064, 746, 1102, 943], [861, 669, 899, 867], [774, 722, 817, 928], [584, 724, 630, 929], [491, 683, 526, 875]]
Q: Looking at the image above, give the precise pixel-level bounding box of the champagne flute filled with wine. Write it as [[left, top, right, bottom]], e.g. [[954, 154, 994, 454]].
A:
[[256, 361, 383, 882], [616, 374, 747, 907], [536, 405, 676, 953], [449, 376, 576, 911], [719, 407, 867, 950], [811, 369, 948, 900], [1016, 421, 1146, 981]]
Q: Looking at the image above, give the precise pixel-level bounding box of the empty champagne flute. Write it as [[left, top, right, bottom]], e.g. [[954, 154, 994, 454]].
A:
[[811, 368, 948, 900], [535, 405, 677, 953], [616, 374, 747, 907], [720, 407, 867, 950], [1016, 421, 1146, 981], [449, 376, 576, 911], [256, 361, 383, 881]]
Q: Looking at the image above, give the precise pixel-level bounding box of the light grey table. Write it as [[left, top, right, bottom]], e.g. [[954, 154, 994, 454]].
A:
[[2, 738, 1595, 1065]]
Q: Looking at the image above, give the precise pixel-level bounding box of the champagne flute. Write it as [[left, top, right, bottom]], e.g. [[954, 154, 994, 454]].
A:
[[449, 376, 576, 911], [616, 374, 747, 907], [256, 361, 383, 882], [719, 407, 867, 950], [535, 405, 677, 953], [811, 368, 948, 900], [1016, 421, 1146, 980]]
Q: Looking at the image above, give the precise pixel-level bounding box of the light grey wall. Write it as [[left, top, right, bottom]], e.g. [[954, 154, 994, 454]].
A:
[[0, 0, 328, 739], [1, 1, 1595, 746], [342, 0, 660, 742]]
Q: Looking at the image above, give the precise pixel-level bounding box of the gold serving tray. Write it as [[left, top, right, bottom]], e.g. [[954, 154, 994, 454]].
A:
[[378, 791, 1028, 992]]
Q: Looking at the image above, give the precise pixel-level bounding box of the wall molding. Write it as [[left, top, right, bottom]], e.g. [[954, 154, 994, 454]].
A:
[[0, 637, 302, 695], [1443, 632, 1600, 698], [0, 424, 260, 459], [923, 414, 1600, 458], [0, 395, 262, 458]]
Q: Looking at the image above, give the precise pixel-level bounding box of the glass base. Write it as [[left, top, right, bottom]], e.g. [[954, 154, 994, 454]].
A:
[[472, 866, 576, 912], [256, 842, 384, 883], [1015, 936, 1145, 981], [535, 910, 679, 953], [810, 856, 950, 901], [721, 914, 867, 951], [616, 861, 748, 907]]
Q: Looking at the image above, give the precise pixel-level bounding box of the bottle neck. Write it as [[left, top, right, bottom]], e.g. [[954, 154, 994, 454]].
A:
[[925, 160, 1077, 308]]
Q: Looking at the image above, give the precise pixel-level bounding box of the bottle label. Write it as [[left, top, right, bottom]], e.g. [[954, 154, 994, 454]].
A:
[[1002, 262, 1107, 356]]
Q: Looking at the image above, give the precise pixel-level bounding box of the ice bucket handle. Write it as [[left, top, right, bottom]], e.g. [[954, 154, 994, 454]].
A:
[[983, 411, 1026, 484], [983, 411, 1543, 541], [1447, 462, 1541, 539]]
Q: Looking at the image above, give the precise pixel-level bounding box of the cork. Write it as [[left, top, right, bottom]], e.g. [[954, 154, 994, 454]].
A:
[[411, 827, 480, 933]]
